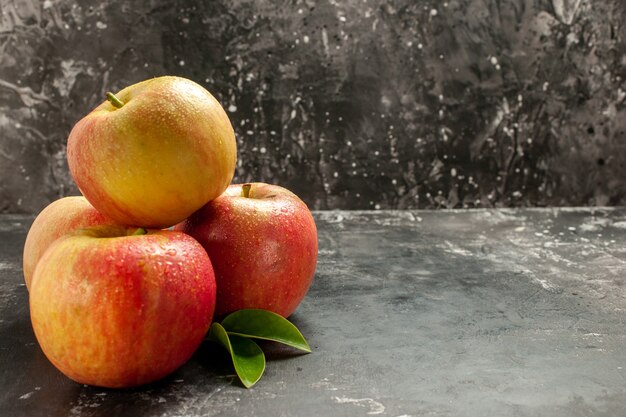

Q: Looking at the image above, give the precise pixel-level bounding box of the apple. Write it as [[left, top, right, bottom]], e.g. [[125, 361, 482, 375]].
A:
[[29, 225, 216, 388], [175, 183, 318, 318], [66, 76, 237, 228], [22, 196, 116, 290]]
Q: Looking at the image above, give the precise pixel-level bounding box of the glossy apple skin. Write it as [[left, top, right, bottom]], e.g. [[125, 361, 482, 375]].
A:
[[23, 196, 115, 290], [67, 76, 237, 228], [176, 183, 318, 318], [30, 226, 216, 388]]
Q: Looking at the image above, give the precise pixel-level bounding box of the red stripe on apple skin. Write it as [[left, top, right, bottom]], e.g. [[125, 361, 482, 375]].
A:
[[23, 196, 116, 290], [66, 114, 137, 226], [30, 229, 216, 388]]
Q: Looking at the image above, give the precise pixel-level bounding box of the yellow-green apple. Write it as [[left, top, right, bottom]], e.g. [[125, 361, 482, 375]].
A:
[[176, 183, 318, 318], [66, 76, 237, 228], [29, 226, 216, 388], [23, 196, 115, 290]]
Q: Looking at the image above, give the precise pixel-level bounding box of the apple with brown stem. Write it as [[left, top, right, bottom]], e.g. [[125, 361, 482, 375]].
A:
[[176, 182, 318, 318], [66, 76, 237, 228], [30, 225, 216, 388]]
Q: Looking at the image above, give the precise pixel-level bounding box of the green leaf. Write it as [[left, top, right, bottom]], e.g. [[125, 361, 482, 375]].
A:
[[208, 322, 265, 388], [221, 309, 312, 353]]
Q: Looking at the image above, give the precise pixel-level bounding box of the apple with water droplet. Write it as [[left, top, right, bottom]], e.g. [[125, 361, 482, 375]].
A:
[[67, 76, 237, 228], [23, 196, 116, 290], [176, 182, 318, 318], [29, 225, 216, 388]]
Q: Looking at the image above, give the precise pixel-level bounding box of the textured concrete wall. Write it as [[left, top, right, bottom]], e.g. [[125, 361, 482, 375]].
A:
[[1, 0, 625, 212]]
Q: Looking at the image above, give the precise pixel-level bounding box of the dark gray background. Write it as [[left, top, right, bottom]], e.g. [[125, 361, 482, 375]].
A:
[[1, 0, 625, 212]]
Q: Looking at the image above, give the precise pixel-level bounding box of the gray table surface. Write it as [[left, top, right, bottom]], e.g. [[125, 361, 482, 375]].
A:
[[1, 209, 626, 417]]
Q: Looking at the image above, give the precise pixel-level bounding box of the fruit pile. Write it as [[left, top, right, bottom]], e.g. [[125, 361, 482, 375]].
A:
[[23, 76, 318, 389]]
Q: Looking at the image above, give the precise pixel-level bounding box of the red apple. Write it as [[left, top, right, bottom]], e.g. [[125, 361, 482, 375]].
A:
[[29, 226, 216, 388], [176, 183, 318, 318], [22, 196, 116, 290], [67, 76, 237, 228]]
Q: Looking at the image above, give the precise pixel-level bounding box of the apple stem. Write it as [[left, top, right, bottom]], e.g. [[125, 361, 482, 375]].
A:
[[132, 227, 147, 236], [242, 183, 252, 198], [106, 92, 125, 109]]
